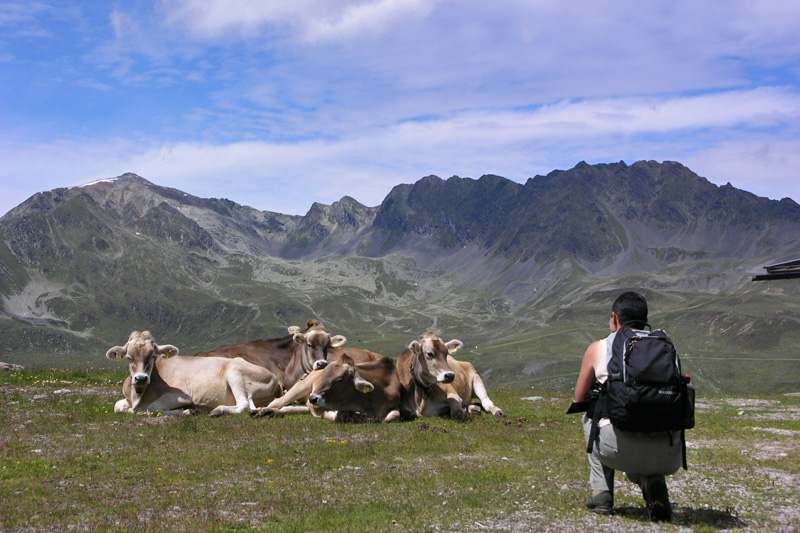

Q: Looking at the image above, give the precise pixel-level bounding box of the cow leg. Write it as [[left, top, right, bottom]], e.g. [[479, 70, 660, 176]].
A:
[[114, 398, 132, 413], [447, 396, 466, 418], [382, 409, 401, 423], [267, 370, 320, 410], [276, 406, 310, 415], [304, 403, 332, 419], [244, 369, 282, 409], [471, 374, 505, 417], [250, 407, 284, 418], [209, 404, 248, 416], [146, 392, 193, 416], [209, 370, 254, 417], [321, 409, 338, 421]]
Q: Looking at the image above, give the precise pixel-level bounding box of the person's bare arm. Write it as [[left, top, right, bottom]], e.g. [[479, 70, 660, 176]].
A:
[[574, 340, 602, 402]]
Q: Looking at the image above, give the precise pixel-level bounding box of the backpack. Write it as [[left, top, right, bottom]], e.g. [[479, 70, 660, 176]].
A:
[[587, 326, 695, 469]]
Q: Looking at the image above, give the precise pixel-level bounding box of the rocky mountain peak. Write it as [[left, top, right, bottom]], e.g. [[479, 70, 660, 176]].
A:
[[2, 160, 800, 395]]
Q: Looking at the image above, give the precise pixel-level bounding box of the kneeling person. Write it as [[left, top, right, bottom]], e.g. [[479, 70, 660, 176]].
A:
[[573, 292, 683, 522]]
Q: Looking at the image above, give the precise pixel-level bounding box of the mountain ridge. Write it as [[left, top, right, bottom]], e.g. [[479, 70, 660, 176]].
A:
[[2, 160, 799, 394]]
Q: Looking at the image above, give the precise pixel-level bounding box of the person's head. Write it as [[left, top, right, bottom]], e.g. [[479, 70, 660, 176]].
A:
[[610, 291, 649, 331]]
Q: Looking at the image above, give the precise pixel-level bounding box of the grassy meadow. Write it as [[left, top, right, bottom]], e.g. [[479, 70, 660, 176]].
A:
[[2, 368, 799, 532]]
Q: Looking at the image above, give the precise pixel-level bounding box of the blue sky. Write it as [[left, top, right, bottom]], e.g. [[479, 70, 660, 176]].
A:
[[1, 1, 799, 217]]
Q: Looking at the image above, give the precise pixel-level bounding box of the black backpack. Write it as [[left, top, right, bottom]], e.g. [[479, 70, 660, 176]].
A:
[[587, 326, 695, 469]]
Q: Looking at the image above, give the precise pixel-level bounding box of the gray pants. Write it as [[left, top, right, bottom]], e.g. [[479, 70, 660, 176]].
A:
[[583, 414, 682, 495]]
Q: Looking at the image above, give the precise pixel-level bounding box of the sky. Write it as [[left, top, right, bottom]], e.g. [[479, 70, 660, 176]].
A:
[[1, 1, 799, 217]]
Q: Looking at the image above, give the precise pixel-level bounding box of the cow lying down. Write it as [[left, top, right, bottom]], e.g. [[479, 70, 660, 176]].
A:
[[263, 353, 402, 422], [107, 331, 282, 416], [397, 331, 505, 419], [263, 347, 386, 416], [193, 319, 347, 391]]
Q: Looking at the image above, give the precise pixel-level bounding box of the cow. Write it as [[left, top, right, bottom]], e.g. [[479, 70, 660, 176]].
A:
[[266, 353, 401, 422], [107, 331, 281, 416], [263, 346, 386, 416], [397, 331, 505, 419], [193, 319, 346, 390]]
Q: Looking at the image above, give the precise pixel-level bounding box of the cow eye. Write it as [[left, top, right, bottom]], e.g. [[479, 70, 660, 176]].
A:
[[426, 351, 435, 359]]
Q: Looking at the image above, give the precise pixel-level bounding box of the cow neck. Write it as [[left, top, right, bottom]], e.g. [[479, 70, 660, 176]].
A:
[[298, 344, 317, 374], [131, 359, 162, 412], [409, 353, 435, 391], [130, 382, 148, 411]]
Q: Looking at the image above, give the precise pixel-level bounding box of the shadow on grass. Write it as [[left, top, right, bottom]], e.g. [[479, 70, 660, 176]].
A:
[[614, 505, 748, 529]]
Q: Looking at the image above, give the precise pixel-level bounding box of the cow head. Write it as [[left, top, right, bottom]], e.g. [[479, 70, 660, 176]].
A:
[[288, 324, 346, 372], [408, 331, 463, 386], [106, 331, 179, 395], [308, 354, 373, 409]]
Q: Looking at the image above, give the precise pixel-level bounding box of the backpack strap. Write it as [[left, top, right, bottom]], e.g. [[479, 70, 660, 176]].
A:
[[608, 326, 634, 378], [681, 429, 688, 470], [586, 382, 607, 454]]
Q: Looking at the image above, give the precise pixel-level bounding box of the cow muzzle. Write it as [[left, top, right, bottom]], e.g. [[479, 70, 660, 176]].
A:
[[313, 360, 328, 370], [439, 371, 456, 384], [309, 393, 324, 406], [132, 373, 150, 392]]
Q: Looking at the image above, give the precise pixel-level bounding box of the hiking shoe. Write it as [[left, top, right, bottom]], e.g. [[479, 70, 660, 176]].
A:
[[586, 491, 613, 515], [645, 477, 672, 522]]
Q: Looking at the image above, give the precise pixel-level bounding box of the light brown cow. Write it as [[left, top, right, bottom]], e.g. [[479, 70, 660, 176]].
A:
[[107, 331, 281, 416], [397, 331, 504, 419], [193, 319, 346, 390], [267, 353, 401, 422]]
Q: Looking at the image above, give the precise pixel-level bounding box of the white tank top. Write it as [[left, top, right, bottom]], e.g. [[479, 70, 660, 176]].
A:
[[593, 331, 616, 384]]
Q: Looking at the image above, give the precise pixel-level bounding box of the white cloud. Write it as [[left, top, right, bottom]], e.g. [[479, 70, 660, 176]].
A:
[[301, 0, 433, 43], [3, 85, 798, 219], [684, 140, 800, 201], [109, 9, 135, 40], [0, 1, 51, 27], [161, 0, 434, 43], [161, 0, 303, 40], [159, 0, 433, 44]]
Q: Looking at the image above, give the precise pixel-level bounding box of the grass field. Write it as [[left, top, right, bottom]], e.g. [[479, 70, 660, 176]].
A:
[[2, 369, 799, 531]]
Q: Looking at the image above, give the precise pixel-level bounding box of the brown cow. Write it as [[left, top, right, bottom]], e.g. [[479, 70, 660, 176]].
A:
[[263, 346, 386, 416], [397, 331, 504, 419], [107, 331, 281, 416], [297, 353, 402, 422], [193, 319, 346, 390]]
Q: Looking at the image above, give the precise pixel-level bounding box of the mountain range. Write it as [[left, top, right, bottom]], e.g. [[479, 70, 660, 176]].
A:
[[2, 160, 799, 394]]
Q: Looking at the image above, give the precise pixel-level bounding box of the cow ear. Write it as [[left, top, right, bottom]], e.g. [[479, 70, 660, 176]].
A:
[[330, 335, 347, 348], [156, 344, 179, 358], [446, 340, 463, 354], [106, 346, 127, 361], [409, 341, 422, 355], [288, 326, 301, 335], [293, 333, 305, 345], [354, 376, 374, 394]]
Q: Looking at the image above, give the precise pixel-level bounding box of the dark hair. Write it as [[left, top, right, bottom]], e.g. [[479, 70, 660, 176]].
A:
[[612, 291, 649, 329]]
